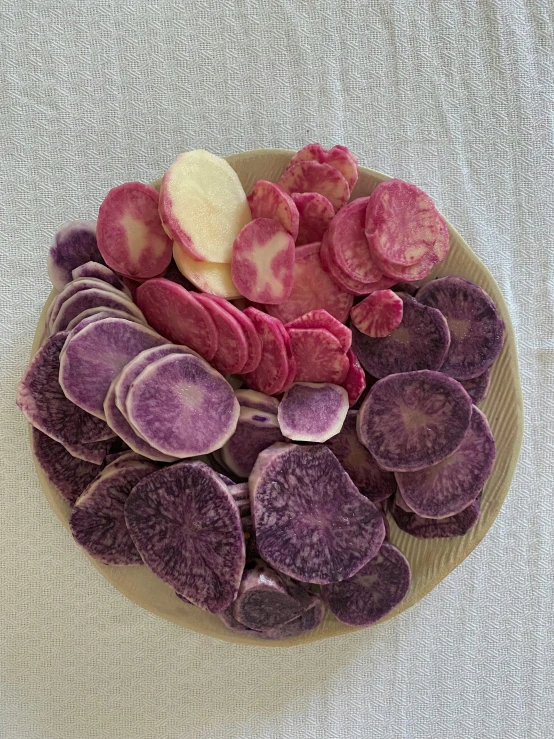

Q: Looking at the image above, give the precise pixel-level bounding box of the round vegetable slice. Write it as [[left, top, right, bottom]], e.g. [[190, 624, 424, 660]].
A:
[[48, 276, 134, 332], [221, 406, 284, 479], [195, 293, 249, 374], [285, 309, 352, 353], [390, 497, 480, 538], [416, 277, 505, 379], [172, 243, 241, 299], [277, 383, 349, 443], [396, 406, 495, 518], [126, 353, 240, 457], [287, 328, 349, 384], [326, 197, 384, 283], [320, 233, 396, 296], [350, 289, 404, 338], [351, 293, 450, 378], [357, 370, 473, 472], [48, 221, 102, 291], [234, 389, 280, 415], [136, 278, 218, 360], [61, 437, 113, 465], [342, 349, 367, 407], [207, 297, 262, 374], [288, 143, 359, 190], [278, 161, 350, 212], [292, 192, 335, 246], [70, 463, 158, 565], [324, 411, 397, 503], [458, 369, 491, 405], [247, 180, 299, 239], [321, 541, 410, 626], [273, 319, 297, 392], [250, 443, 386, 584], [261, 596, 326, 640], [65, 307, 144, 332], [71, 262, 130, 295], [266, 242, 353, 324], [124, 461, 245, 612], [31, 427, 103, 506], [17, 332, 114, 446], [241, 308, 289, 395], [52, 288, 145, 333]]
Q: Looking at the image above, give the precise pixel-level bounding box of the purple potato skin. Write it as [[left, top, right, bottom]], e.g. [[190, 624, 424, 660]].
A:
[[48, 221, 102, 291], [390, 497, 480, 538], [31, 427, 103, 506], [17, 332, 114, 445], [322, 542, 410, 626], [416, 277, 505, 380], [351, 293, 450, 379], [457, 369, 491, 405]]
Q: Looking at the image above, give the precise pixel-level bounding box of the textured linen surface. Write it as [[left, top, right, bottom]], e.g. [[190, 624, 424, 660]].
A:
[[1, 2, 553, 738]]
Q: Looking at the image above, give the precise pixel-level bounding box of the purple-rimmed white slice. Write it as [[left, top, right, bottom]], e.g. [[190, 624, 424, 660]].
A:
[[277, 383, 349, 443], [234, 389, 280, 415]]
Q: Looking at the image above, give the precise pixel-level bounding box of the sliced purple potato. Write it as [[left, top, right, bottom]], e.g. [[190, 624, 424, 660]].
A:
[[324, 410, 397, 503], [101, 450, 158, 473], [47, 221, 102, 291], [71, 261, 130, 296], [250, 443, 386, 584], [31, 427, 102, 506], [228, 482, 249, 502], [59, 318, 165, 419], [17, 332, 114, 445], [234, 389, 280, 415], [217, 472, 235, 486], [357, 370, 473, 472], [375, 501, 391, 540], [124, 462, 245, 612], [395, 406, 495, 518], [65, 307, 144, 332], [52, 288, 145, 333], [352, 293, 450, 378], [62, 437, 113, 465], [321, 541, 410, 626], [277, 383, 349, 443], [458, 369, 491, 405], [48, 276, 133, 331], [70, 463, 157, 565], [126, 353, 239, 458], [262, 595, 325, 639], [416, 277, 505, 379], [221, 406, 284, 478], [390, 497, 480, 538], [241, 515, 259, 562]]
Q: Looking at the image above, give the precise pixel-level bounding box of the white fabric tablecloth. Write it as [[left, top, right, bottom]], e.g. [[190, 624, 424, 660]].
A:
[[1, 2, 553, 737]]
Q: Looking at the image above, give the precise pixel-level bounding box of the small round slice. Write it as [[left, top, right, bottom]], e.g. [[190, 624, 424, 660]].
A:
[[277, 383, 349, 443], [52, 287, 145, 332], [458, 369, 491, 405], [65, 306, 144, 332], [172, 242, 241, 299], [357, 370, 473, 472], [48, 221, 102, 291], [195, 293, 249, 374], [390, 497, 480, 538], [284, 309, 352, 353], [292, 192, 335, 246], [48, 276, 135, 332], [247, 180, 299, 239], [321, 542, 410, 626], [278, 161, 350, 212], [221, 406, 284, 478], [320, 232, 396, 296], [342, 349, 367, 407], [207, 297, 262, 373], [241, 308, 289, 395], [287, 328, 349, 384], [71, 262, 130, 295], [350, 289, 404, 338], [288, 143, 359, 190]]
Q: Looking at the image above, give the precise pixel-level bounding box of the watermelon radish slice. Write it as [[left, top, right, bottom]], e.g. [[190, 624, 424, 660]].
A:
[[285, 309, 352, 353], [71, 262, 130, 295], [292, 192, 335, 246], [48, 221, 102, 291], [206, 297, 262, 374], [287, 328, 349, 384], [390, 497, 480, 538], [278, 161, 350, 212], [221, 407, 284, 479], [195, 294, 249, 374], [277, 383, 349, 442], [350, 289, 404, 338], [247, 180, 299, 239], [326, 197, 384, 283], [342, 349, 367, 406], [288, 143, 359, 191], [241, 308, 289, 395]]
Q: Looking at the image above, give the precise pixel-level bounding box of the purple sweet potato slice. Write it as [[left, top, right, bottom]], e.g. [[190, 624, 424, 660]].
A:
[[250, 443, 385, 583], [416, 277, 505, 379], [350, 289, 404, 338], [278, 161, 350, 212], [277, 383, 349, 443], [47, 276, 135, 332], [342, 349, 367, 407], [124, 461, 245, 612], [97, 182, 173, 279], [71, 262, 130, 295], [351, 293, 450, 378], [232, 560, 307, 630], [247, 180, 299, 239], [241, 308, 289, 395], [136, 278, 218, 360], [324, 411, 397, 503], [390, 497, 480, 538], [52, 288, 145, 333], [357, 370, 473, 472], [287, 328, 349, 384], [262, 595, 325, 639], [126, 353, 239, 457], [65, 307, 144, 332], [326, 197, 384, 283], [207, 297, 262, 374], [288, 143, 359, 191], [234, 389, 280, 415], [396, 406, 495, 518], [322, 541, 410, 626], [319, 232, 396, 296], [48, 221, 102, 291], [218, 472, 235, 486], [31, 427, 103, 506], [458, 369, 491, 405], [17, 332, 114, 445], [265, 242, 353, 324], [59, 318, 165, 419], [70, 463, 158, 565], [285, 309, 352, 353], [195, 293, 249, 374], [228, 482, 249, 502], [62, 437, 113, 465], [221, 407, 285, 478], [292, 192, 335, 246]]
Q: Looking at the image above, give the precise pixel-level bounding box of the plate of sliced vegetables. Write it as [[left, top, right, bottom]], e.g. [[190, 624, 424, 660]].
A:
[[18, 146, 523, 646]]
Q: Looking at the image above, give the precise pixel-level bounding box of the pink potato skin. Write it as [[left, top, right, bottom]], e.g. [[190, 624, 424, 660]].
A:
[[292, 192, 335, 246], [288, 144, 359, 191], [277, 161, 350, 212], [97, 182, 173, 279], [350, 290, 404, 338], [231, 219, 295, 304], [247, 181, 299, 240]]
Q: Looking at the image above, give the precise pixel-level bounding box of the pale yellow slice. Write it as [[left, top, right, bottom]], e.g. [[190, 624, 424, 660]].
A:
[[173, 243, 241, 299]]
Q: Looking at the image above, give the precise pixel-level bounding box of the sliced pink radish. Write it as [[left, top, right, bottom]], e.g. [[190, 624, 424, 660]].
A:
[[97, 182, 172, 279], [241, 308, 289, 395], [206, 296, 262, 374], [285, 309, 352, 353], [278, 161, 350, 212], [172, 243, 240, 299], [136, 278, 218, 360], [231, 218, 295, 304], [320, 233, 396, 296], [288, 144, 359, 191], [247, 180, 299, 239], [372, 250, 436, 282], [350, 289, 404, 338], [291, 192, 335, 246], [195, 294, 249, 374], [287, 328, 349, 384], [272, 319, 297, 393], [265, 242, 353, 324], [342, 349, 367, 406], [326, 197, 384, 283], [159, 150, 251, 263]]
